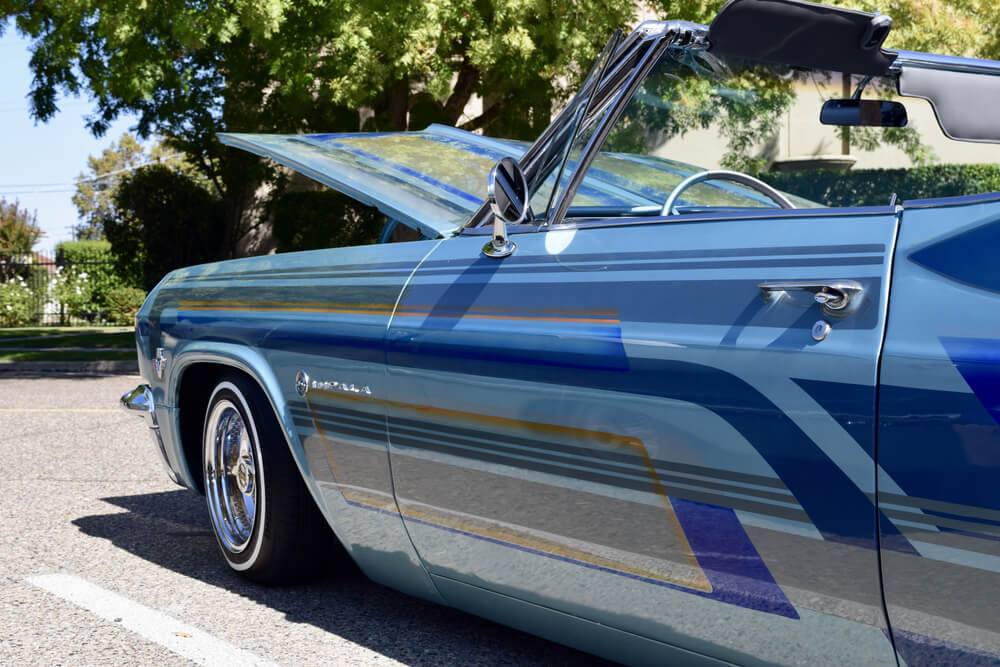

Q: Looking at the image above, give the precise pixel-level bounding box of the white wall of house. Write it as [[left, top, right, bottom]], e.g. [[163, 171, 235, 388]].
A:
[[654, 77, 1000, 171]]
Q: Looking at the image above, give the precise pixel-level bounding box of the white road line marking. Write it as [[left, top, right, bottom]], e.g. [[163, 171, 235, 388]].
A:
[[0, 408, 119, 412], [27, 574, 279, 667]]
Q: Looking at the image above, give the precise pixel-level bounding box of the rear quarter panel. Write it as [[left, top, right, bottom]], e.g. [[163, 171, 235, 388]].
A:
[[879, 198, 1000, 664]]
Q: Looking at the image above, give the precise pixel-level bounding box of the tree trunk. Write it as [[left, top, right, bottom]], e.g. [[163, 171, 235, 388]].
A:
[[387, 77, 409, 131]]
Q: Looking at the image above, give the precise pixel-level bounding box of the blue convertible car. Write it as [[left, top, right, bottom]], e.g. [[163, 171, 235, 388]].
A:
[[123, 0, 1000, 664]]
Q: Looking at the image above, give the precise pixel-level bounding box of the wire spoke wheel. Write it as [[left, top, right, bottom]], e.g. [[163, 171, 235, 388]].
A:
[[200, 374, 338, 584], [204, 398, 258, 553]]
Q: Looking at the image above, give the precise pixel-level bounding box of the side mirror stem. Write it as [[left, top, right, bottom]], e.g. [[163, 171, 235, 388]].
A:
[[487, 214, 516, 258]]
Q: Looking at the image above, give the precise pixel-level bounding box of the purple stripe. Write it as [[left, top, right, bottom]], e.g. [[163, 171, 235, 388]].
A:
[[671, 497, 799, 618]]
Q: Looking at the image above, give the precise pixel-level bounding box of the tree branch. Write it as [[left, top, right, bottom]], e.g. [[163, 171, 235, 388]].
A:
[[459, 99, 506, 133], [443, 61, 479, 125]]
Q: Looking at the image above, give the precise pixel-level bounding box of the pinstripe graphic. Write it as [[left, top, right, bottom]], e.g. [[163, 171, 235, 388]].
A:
[[172, 254, 883, 283], [294, 390, 800, 617], [178, 300, 622, 324], [295, 401, 807, 521], [169, 242, 886, 283], [298, 389, 712, 592], [290, 387, 809, 621], [301, 395, 397, 512]]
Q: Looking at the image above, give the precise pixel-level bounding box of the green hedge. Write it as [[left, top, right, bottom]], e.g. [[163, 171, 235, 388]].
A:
[[761, 164, 1000, 208], [105, 286, 147, 325]]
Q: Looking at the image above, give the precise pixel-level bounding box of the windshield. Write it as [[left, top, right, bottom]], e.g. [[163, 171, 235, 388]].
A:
[[554, 40, 1000, 221], [560, 45, 818, 217], [483, 21, 1000, 230]]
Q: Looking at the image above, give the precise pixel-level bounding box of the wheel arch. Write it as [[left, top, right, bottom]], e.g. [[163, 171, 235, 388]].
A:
[[167, 345, 316, 508]]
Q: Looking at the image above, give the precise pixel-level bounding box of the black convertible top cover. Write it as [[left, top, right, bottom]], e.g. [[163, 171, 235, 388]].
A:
[[708, 0, 897, 75]]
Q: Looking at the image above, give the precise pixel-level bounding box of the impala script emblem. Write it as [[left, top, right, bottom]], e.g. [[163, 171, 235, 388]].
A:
[[295, 370, 372, 397]]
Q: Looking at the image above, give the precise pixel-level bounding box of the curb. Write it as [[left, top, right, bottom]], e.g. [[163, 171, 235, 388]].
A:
[[0, 359, 139, 376]]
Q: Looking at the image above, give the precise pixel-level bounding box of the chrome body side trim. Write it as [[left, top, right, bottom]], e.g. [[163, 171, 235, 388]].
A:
[[902, 191, 1000, 209], [120, 384, 181, 486]]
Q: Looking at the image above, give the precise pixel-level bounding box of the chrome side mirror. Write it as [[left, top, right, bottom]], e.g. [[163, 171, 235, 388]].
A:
[[483, 157, 527, 258]]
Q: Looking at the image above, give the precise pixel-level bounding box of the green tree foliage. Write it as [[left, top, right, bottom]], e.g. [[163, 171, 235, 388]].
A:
[[72, 134, 146, 240], [73, 133, 204, 240], [0, 198, 42, 278], [4, 0, 637, 258], [104, 165, 224, 290], [0, 198, 41, 256], [4, 0, 999, 259]]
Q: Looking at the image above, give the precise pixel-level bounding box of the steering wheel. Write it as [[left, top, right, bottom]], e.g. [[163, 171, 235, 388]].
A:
[[661, 169, 795, 216]]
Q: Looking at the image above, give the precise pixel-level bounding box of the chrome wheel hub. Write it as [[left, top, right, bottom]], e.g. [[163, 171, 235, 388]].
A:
[[204, 399, 257, 553]]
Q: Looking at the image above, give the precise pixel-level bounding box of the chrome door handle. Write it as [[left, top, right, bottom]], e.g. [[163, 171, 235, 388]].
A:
[[758, 280, 863, 312]]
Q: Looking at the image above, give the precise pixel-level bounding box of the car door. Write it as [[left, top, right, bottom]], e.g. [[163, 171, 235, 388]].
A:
[[384, 209, 900, 665], [877, 196, 1000, 664]]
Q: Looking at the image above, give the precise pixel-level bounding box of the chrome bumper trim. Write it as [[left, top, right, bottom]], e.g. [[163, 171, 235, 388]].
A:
[[121, 384, 180, 485]]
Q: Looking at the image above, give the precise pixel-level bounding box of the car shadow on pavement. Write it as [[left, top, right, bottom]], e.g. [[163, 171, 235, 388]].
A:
[[73, 489, 611, 666]]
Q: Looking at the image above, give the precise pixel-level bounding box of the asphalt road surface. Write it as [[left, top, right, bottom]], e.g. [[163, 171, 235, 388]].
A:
[[0, 374, 610, 666]]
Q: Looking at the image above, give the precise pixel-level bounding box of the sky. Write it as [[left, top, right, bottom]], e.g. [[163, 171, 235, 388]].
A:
[[0, 29, 140, 257]]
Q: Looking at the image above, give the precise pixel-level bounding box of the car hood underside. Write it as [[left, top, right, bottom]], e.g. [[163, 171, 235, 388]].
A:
[[218, 124, 527, 239]]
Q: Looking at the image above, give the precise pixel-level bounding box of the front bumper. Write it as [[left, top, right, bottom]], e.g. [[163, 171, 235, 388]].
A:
[[121, 384, 181, 485]]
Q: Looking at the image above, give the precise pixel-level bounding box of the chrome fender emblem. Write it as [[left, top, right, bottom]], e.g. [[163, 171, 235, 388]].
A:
[[295, 370, 372, 397], [295, 370, 310, 396], [154, 347, 167, 379]]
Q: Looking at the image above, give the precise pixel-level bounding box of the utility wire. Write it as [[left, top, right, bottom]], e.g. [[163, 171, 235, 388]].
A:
[[0, 154, 182, 195]]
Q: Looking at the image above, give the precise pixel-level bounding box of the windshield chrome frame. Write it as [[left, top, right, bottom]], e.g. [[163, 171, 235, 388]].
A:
[[462, 20, 709, 231], [545, 21, 709, 227]]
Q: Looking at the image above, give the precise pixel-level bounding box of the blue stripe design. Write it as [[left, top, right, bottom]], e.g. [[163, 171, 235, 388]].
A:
[[168, 314, 386, 364], [909, 216, 1000, 293], [791, 378, 875, 458], [792, 378, 918, 555], [942, 336, 1000, 427], [878, 381, 1000, 512], [398, 318, 628, 371], [399, 277, 881, 330]]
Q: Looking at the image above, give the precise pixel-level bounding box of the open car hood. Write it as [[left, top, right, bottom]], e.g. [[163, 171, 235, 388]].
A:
[[218, 124, 526, 239]]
